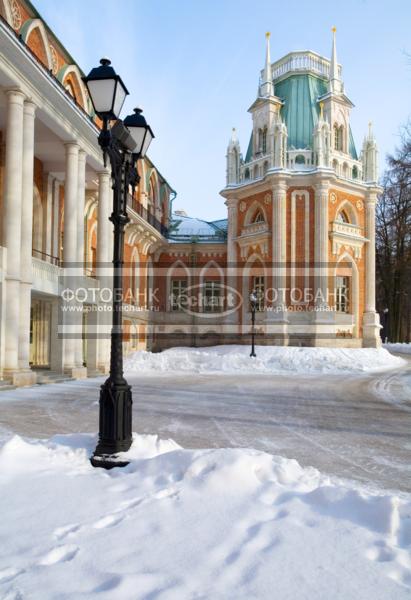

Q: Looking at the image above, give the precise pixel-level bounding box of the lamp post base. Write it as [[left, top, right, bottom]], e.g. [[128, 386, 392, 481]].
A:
[[250, 351, 256, 358], [90, 454, 130, 469], [91, 379, 133, 469]]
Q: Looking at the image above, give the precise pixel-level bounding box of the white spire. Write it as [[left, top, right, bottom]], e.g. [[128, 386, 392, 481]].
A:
[[329, 27, 342, 94], [362, 121, 378, 182], [226, 128, 241, 185], [260, 32, 274, 97], [228, 127, 238, 147]]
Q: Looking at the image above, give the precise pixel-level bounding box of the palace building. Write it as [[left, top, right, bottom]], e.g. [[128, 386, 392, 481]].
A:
[[149, 31, 382, 351], [0, 0, 174, 386], [0, 0, 381, 387]]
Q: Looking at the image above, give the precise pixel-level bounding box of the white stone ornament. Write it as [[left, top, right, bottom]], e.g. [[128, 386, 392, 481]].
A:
[[49, 45, 58, 75], [330, 193, 337, 204], [264, 193, 272, 205], [239, 201, 246, 213], [11, 0, 22, 29], [356, 200, 364, 210]]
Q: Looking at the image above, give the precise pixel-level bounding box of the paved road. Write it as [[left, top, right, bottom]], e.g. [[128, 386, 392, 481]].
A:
[[0, 357, 410, 494]]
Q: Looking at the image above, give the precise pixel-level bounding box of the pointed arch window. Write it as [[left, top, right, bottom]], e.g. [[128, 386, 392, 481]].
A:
[[336, 210, 350, 224], [334, 124, 344, 151], [262, 128, 267, 154], [335, 276, 350, 313], [252, 210, 265, 224]]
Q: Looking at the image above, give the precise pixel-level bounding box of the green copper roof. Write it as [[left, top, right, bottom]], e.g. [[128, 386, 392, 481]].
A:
[[244, 73, 358, 162], [349, 128, 358, 160], [245, 133, 253, 162], [276, 74, 327, 150]]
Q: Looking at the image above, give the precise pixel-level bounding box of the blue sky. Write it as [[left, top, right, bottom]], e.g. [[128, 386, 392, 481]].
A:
[[35, 0, 410, 221]]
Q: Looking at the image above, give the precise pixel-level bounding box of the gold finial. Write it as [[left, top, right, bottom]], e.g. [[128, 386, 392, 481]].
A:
[[265, 31, 271, 39], [332, 26, 337, 33], [319, 102, 324, 118]]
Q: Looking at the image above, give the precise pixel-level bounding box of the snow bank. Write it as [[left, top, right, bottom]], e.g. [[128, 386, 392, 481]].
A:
[[124, 345, 406, 375], [384, 343, 411, 355], [0, 433, 410, 599]]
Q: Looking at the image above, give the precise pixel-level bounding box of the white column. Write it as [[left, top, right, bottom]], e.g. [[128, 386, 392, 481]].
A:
[[272, 180, 287, 308], [270, 179, 288, 344], [314, 181, 330, 308], [363, 190, 381, 347], [225, 198, 238, 329], [77, 150, 86, 269], [73, 150, 86, 369], [18, 100, 37, 378], [97, 169, 111, 372], [2, 90, 24, 378], [62, 143, 79, 371], [365, 193, 377, 313], [97, 169, 111, 271], [44, 174, 53, 256], [52, 179, 60, 259]]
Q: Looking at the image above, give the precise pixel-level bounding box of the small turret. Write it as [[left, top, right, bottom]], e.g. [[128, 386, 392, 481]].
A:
[[226, 128, 241, 185], [272, 110, 288, 168], [313, 102, 330, 167], [362, 121, 378, 182]]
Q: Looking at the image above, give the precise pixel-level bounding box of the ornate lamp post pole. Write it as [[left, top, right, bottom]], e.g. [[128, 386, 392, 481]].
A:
[[83, 59, 154, 469], [250, 290, 257, 358]]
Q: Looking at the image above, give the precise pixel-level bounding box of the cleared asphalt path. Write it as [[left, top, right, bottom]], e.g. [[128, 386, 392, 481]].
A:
[[0, 356, 410, 494]]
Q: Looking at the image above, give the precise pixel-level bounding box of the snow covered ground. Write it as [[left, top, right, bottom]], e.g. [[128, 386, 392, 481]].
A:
[[1, 433, 410, 600], [124, 345, 406, 375], [384, 343, 411, 355]]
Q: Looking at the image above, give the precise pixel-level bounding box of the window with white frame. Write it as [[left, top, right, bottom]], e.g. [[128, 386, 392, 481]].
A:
[[171, 279, 188, 311], [335, 276, 350, 313], [204, 280, 222, 313], [253, 276, 265, 311]]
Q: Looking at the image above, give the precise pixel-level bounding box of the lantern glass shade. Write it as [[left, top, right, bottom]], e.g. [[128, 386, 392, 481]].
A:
[[83, 58, 129, 120], [123, 108, 154, 157]]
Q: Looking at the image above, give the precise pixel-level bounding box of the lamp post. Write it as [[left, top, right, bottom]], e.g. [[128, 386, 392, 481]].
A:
[[250, 290, 257, 358], [382, 307, 389, 343], [83, 58, 154, 469]]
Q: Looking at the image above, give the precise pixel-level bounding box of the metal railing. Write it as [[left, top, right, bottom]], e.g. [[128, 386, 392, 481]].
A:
[[127, 195, 168, 236], [32, 248, 60, 266]]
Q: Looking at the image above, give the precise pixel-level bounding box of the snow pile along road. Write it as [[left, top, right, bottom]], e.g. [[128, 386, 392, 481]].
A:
[[384, 343, 411, 355], [124, 345, 406, 375], [0, 434, 410, 599]]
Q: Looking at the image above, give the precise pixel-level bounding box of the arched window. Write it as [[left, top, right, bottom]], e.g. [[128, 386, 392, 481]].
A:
[[253, 210, 265, 224], [262, 128, 267, 154], [352, 166, 358, 179], [335, 276, 350, 313], [334, 124, 344, 151], [342, 163, 349, 178], [336, 210, 350, 224], [263, 160, 269, 175], [244, 168, 250, 180], [295, 154, 306, 165], [253, 165, 259, 179]]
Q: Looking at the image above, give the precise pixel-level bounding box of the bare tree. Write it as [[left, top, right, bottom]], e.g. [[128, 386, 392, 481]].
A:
[[376, 124, 411, 342]]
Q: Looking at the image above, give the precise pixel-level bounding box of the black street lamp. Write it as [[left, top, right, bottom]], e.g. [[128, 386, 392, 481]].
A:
[[250, 290, 257, 358], [83, 58, 154, 469], [382, 307, 389, 343]]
